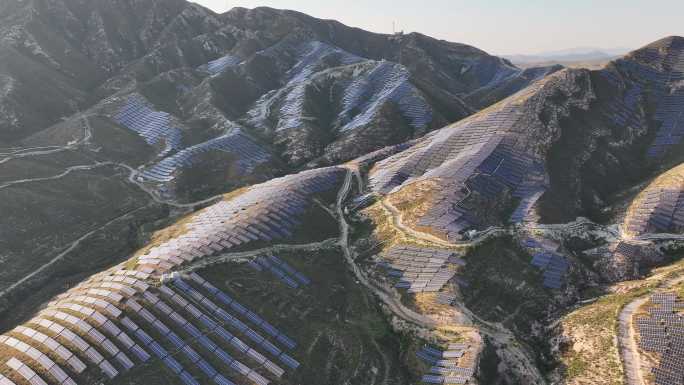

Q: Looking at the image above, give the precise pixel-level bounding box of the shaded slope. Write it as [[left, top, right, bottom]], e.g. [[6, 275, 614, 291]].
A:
[[361, 36, 684, 242]]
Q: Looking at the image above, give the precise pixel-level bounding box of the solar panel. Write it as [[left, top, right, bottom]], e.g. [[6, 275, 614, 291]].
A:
[[0, 374, 16, 385], [13, 326, 86, 374], [5, 357, 48, 385], [179, 371, 200, 385]]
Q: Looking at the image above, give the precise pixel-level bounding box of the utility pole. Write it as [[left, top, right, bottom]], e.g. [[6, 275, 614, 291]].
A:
[[395, 21, 403, 65]]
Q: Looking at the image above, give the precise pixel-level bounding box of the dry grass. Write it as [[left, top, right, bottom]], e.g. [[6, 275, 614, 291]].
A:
[[413, 293, 450, 314], [560, 260, 684, 384], [0, 346, 54, 384], [362, 199, 462, 254], [125, 210, 199, 270], [221, 186, 251, 202], [125, 186, 254, 270], [633, 280, 684, 385], [561, 285, 653, 385], [362, 202, 406, 248], [386, 179, 440, 231]]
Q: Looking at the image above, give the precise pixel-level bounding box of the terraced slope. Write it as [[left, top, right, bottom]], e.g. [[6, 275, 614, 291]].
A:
[[633, 292, 684, 385], [0, 167, 355, 385], [0, 0, 568, 324], [363, 37, 684, 242], [366, 69, 590, 241], [623, 163, 684, 238], [0, 0, 562, 321], [2, 1, 684, 384], [0, 0, 555, 166]]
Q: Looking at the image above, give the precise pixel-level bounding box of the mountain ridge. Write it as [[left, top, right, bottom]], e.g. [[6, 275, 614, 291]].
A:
[[1, 1, 684, 384]]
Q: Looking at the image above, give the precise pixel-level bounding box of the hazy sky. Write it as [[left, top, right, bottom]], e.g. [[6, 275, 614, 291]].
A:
[[193, 0, 683, 55]]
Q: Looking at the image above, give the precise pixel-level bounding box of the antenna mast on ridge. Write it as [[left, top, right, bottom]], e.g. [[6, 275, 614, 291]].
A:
[[392, 21, 403, 64]]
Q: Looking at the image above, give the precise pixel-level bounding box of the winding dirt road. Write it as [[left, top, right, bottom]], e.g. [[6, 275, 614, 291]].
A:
[[0, 205, 151, 301], [618, 274, 684, 385], [339, 167, 546, 384]]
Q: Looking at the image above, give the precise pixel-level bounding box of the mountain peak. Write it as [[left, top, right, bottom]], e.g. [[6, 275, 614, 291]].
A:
[[620, 35, 684, 70]]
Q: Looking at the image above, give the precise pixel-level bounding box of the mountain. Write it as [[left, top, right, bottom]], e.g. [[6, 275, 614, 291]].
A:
[[2, 1, 684, 384], [353, 36, 684, 382], [506, 47, 630, 63], [0, 0, 558, 323], [366, 35, 684, 272], [505, 48, 631, 70]]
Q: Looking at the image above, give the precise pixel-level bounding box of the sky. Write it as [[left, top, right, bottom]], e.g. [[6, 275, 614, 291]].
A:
[[192, 0, 684, 55]]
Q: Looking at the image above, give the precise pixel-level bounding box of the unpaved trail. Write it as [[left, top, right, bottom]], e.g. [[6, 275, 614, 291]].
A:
[[176, 238, 340, 274], [337, 167, 440, 328], [380, 198, 459, 247], [0, 162, 116, 190], [0, 114, 93, 165], [0, 205, 151, 300], [351, 167, 546, 384], [618, 274, 684, 385], [1, 113, 223, 210]]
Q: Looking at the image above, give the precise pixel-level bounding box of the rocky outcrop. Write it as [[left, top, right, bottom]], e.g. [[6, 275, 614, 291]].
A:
[[365, 69, 596, 240]]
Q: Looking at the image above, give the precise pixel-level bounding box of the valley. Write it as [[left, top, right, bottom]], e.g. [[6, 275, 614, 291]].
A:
[[0, 1, 683, 385]]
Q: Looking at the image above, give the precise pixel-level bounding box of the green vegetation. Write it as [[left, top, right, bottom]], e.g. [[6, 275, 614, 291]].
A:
[[559, 259, 684, 384], [198, 247, 412, 385], [564, 351, 589, 380], [461, 236, 551, 327], [560, 285, 654, 385]]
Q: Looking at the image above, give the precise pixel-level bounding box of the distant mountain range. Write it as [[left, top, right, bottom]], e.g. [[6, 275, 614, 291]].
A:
[[505, 47, 632, 68]]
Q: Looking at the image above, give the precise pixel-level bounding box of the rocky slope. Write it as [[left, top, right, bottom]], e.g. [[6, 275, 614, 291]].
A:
[[345, 36, 684, 383], [2, 1, 684, 384], [1, 0, 554, 165], [0, 0, 558, 327], [364, 36, 684, 241], [0, 0, 544, 281]]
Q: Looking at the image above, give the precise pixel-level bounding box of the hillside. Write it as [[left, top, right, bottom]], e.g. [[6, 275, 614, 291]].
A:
[[1, 1, 684, 385], [0, 0, 556, 328]]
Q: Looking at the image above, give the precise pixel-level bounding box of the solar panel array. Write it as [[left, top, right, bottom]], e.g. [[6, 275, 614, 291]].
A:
[[416, 344, 474, 384], [336, 60, 433, 133], [382, 245, 464, 293], [605, 39, 684, 158], [0, 265, 303, 385], [10, 326, 87, 374], [284, 41, 364, 85], [635, 292, 684, 385], [0, 337, 75, 385], [623, 163, 684, 238], [435, 293, 457, 306], [114, 94, 183, 157], [366, 73, 558, 240], [24, 316, 120, 379], [199, 54, 243, 75], [608, 241, 660, 275], [4, 357, 47, 385], [246, 40, 364, 132], [598, 77, 645, 140], [245, 40, 433, 135], [0, 373, 16, 385], [411, 138, 547, 239], [249, 255, 311, 289], [521, 237, 568, 289], [135, 166, 345, 274], [0, 164, 346, 383], [139, 129, 271, 182]]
